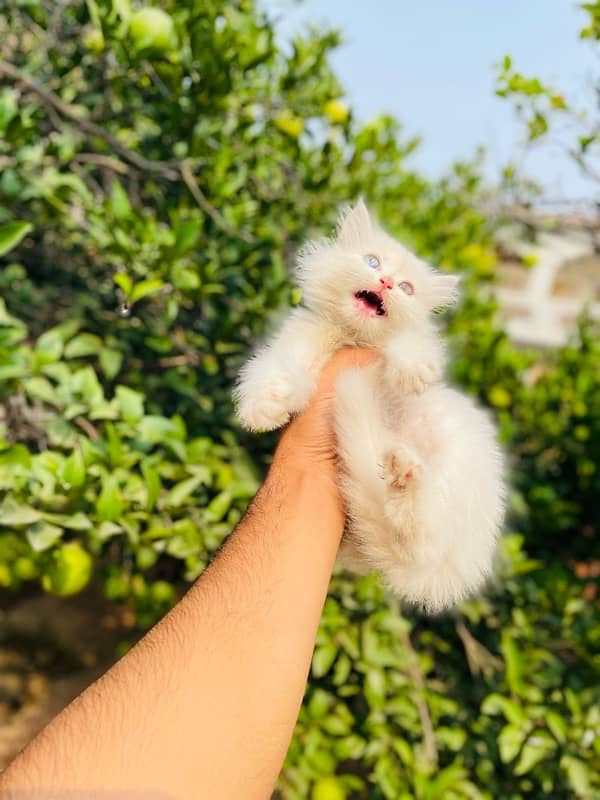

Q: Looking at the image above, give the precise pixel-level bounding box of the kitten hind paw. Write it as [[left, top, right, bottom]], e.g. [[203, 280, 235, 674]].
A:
[[383, 446, 422, 492]]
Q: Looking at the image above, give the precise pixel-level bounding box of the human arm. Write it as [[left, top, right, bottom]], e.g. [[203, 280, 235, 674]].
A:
[[0, 348, 374, 800]]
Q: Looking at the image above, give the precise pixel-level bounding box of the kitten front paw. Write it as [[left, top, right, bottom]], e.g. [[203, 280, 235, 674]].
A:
[[386, 361, 438, 395], [236, 376, 293, 432]]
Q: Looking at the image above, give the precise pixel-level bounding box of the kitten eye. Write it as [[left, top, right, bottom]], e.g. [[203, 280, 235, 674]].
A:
[[398, 280, 414, 296], [363, 254, 380, 269]]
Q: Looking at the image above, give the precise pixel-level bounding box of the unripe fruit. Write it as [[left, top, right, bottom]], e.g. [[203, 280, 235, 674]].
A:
[[83, 29, 105, 53], [274, 111, 303, 138], [129, 8, 175, 54], [312, 776, 347, 800], [323, 99, 349, 124], [42, 543, 93, 597]]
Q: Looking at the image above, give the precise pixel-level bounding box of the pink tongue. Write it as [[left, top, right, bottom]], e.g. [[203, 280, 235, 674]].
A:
[[355, 294, 380, 317]]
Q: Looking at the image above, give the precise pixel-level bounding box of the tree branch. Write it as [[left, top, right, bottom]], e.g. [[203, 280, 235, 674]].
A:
[[400, 630, 438, 766], [0, 60, 256, 243], [0, 60, 179, 178], [179, 160, 254, 244]]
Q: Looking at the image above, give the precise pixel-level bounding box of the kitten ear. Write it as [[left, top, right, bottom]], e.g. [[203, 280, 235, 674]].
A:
[[336, 198, 373, 246], [426, 272, 461, 309]]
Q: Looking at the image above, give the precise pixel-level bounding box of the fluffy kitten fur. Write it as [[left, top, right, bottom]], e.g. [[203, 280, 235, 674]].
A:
[[235, 201, 505, 612]]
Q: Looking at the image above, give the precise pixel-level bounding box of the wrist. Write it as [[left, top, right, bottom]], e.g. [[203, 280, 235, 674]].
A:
[[264, 443, 345, 528]]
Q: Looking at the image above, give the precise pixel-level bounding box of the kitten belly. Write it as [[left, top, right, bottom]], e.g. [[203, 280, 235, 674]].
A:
[[336, 377, 505, 612]]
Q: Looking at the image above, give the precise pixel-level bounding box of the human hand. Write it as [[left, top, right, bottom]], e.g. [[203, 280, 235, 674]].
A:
[[273, 347, 377, 480]]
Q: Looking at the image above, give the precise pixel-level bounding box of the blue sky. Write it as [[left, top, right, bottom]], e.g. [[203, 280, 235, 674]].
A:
[[270, 0, 598, 203]]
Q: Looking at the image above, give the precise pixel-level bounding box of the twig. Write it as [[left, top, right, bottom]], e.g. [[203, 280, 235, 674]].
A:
[[179, 160, 254, 243], [455, 621, 502, 677], [400, 630, 438, 766], [158, 354, 198, 368], [0, 59, 256, 243], [70, 161, 104, 197], [74, 416, 99, 440], [73, 153, 130, 175], [0, 60, 180, 179]]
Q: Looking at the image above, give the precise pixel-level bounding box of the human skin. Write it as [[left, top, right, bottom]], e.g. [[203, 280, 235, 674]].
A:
[[0, 348, 375, 800]]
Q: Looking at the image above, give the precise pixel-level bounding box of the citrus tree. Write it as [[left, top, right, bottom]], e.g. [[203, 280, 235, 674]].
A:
[[0, 1, 598, 797]]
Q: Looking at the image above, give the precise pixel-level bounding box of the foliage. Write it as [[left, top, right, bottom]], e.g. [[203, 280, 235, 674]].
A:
[[495, 0, 600, 192], [0, 1, 598, 797]]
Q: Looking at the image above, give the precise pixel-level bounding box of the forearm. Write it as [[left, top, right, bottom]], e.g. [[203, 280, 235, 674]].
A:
[[1, 452, 345, 799]]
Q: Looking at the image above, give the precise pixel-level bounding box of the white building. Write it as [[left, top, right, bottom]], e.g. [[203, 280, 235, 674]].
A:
[[496, 214, 600, 347]]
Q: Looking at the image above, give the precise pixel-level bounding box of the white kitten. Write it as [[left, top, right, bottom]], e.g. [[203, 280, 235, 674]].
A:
[[235, 201, 505, 612]]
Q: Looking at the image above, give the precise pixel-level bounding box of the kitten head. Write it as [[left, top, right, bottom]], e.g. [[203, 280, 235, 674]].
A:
[[296, 200, 460, 343]]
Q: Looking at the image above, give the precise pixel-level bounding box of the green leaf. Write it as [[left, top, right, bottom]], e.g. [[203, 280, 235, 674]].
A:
[[0, 445, 32, 471], [61, 513, 92, 531], [0, 501, 43, 526], [174, 218, 202, 255], [312, 642, 337, 678], [35, 328, 64, 363], [26, 521, 63, 552], [24, 376, 57, 404], [64, 333, 102, 358], [560, 756, 592, 798], [435, 726, 467, 751], [96, 474, 124, 521], [137, 416, 180, 443], [335, 735, 366, 763], [0, 88, 18, 131], [62, 448, 86, 487], [498, 722, 527, 763], [513, 733, 556, 775], [162, 475, 205, 508], [546, 710, 567, 744], [481, 692, 525, 725], [141, 463, 161, 511], [99, 348, 123, 379], [206, 490, 232, 520], [0, 221, 32, 257], [501, 631, 524, 695], [115, 385, 145, 422], [108, 179, 131, 220], [130, 279, 164, 303], [113, 272, 133, 296], [364, 668, 386, 708]]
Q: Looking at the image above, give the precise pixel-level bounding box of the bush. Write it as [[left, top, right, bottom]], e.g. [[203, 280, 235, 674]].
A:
[[1, 1, 598, 797]]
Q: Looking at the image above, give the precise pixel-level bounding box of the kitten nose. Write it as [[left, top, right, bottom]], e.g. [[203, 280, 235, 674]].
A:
[[379, 276, 393, 291]]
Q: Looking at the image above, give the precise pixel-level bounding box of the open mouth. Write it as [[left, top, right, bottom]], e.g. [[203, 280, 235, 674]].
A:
[[354, 289, 387, 317]]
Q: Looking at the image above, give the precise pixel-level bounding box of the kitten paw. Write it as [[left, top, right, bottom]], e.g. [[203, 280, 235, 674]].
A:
[[236, 377, 292, 431], [383, 447, 422, 492], [387, 362, 438, 395]]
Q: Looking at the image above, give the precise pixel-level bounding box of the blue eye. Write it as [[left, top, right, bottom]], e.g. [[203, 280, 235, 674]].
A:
[[398, 280, 414, 296], [363, 254, 380, 269]]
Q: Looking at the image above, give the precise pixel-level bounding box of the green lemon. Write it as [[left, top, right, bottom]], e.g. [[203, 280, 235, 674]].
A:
[[323, 99, 349, 124], [274, 112, 304, 138], [312, 776, 347, 800], [150, 580, 175, 604], [42, 543, 93, 597], [14, 556, 37, 581], [83, 29, 105, 53], [488, 385, 512, 409], [129, 8, 175, 54]]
